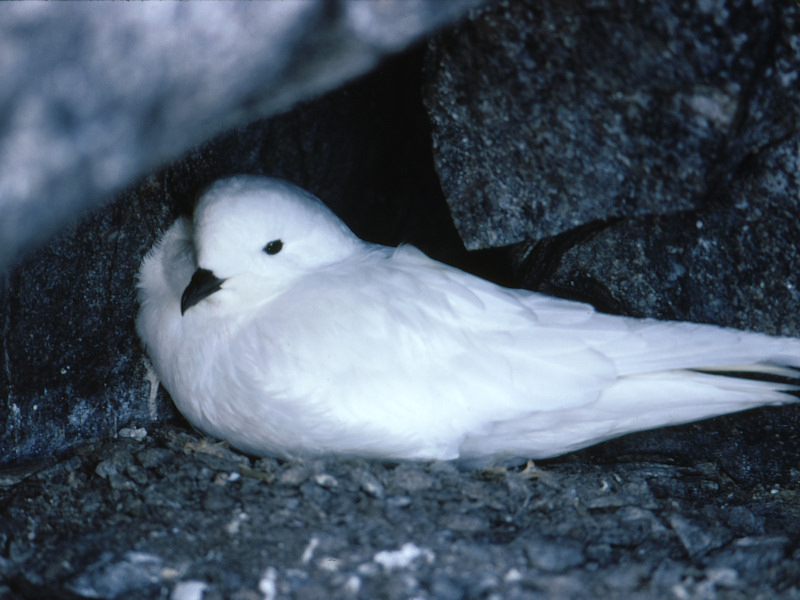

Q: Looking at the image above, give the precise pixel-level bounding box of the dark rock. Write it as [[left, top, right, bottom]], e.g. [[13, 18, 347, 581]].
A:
[[387, 464, 438, 494], [202, 487, 236, 512], [723, 505, 764, 536], [600, 564, 650, 593], [429, 576, 464, 600], [524, 537, 585, 573], [439, 514, 487, 535], [667, 513, 731, 559], [424, 0, 799, 249], [65, 551, 165, 599], [707, 535, 791, 580], [352, 468, 386, 500], [0, 424, 797, 598], [548, 141, 800, 332], [278, 464, 311, 487], [134, 447, 175, 471]]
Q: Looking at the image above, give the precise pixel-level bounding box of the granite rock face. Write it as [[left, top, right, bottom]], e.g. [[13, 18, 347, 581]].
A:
[[425, 0, 800, 336], [548, 135, 800, 332], [0, 1, 482, 268], [1, 182, 175, 464], [424, 0, 800, 249], [1, 423, 798, 599]]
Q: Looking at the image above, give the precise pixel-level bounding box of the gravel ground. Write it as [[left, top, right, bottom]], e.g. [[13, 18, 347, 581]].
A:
[[1, 415, 799, 600]]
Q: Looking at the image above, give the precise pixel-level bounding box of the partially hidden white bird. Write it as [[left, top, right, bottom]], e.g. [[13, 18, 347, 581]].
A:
[[136, 175, 800, 464]]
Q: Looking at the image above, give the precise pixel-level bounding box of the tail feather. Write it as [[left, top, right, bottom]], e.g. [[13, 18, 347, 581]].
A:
[[459, 364, 799, 462], [692, 364, 800, 400], [605, 319, 800, 376]]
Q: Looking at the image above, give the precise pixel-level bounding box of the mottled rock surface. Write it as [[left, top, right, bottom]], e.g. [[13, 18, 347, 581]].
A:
[[1, 421, 798, 599], [547, 133, 800, 333], [425, 0, 800, 249]]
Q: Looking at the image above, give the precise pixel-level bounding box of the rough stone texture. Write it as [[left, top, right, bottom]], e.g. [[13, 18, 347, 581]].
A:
[[424, 0, 800, 249], [0, 1, 482, 268], [0, 181, 176, 465], [1, 422, 798, 599], [545, 133, 800, 334]]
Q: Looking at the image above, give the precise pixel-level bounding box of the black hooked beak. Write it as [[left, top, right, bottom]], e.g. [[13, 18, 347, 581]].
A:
[[181, 268, 226, 315]]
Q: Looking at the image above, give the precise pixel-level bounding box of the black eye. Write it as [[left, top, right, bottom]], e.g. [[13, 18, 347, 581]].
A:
[[263, 239, 283, 255]]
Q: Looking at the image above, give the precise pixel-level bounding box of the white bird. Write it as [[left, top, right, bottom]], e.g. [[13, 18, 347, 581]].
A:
[[136, 175, 800, 464]]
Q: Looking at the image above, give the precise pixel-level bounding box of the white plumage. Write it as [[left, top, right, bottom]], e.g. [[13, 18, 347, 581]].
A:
[[136, 175, 799, 463]]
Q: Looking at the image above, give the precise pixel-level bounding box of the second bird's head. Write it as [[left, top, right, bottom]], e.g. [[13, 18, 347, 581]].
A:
[[180, 176, 359, 316]]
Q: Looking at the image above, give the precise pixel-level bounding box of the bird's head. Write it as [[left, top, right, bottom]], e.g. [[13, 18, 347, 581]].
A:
[[180, 176, 359, 316]]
